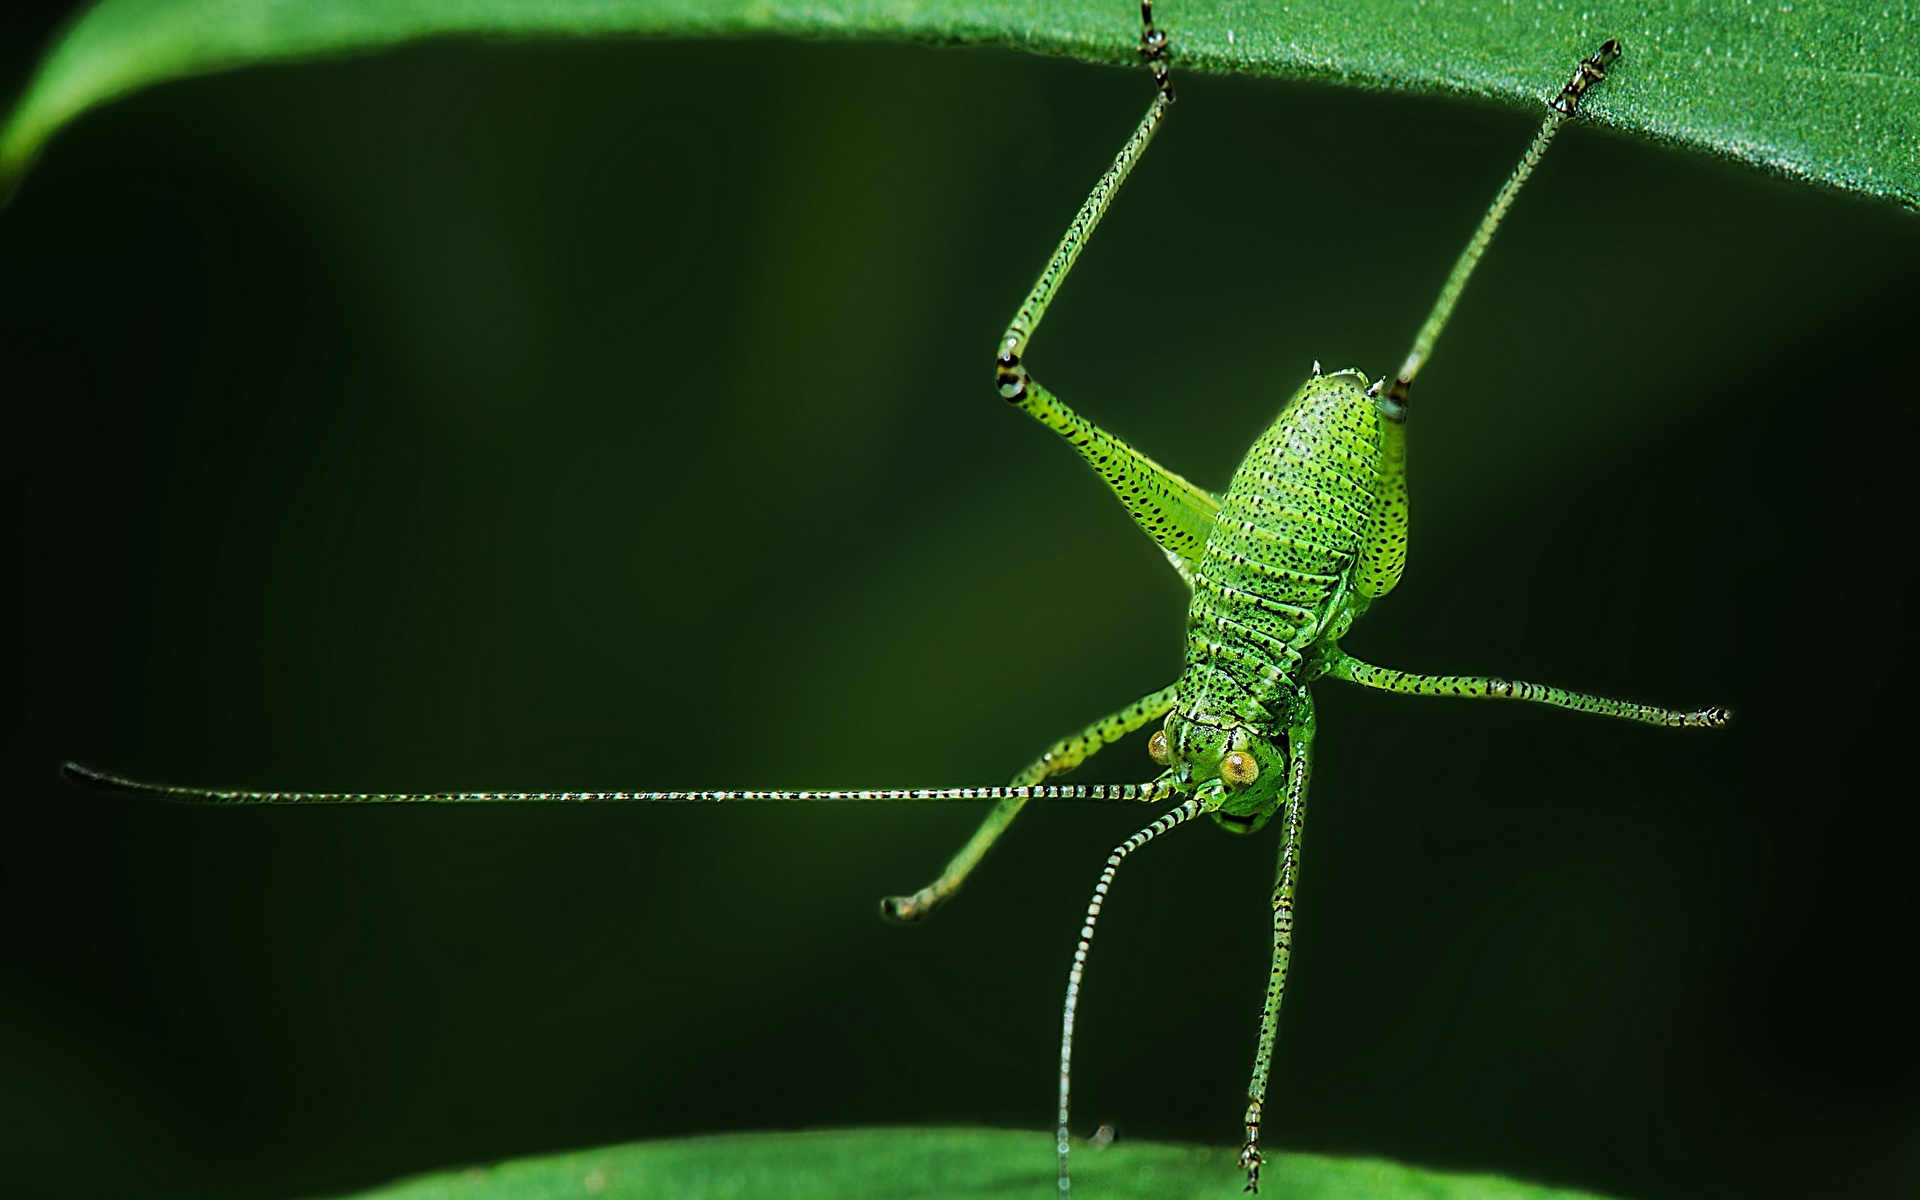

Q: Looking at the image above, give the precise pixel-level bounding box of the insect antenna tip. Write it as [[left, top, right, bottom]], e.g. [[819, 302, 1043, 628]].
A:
[[61, 762, 120, 790]]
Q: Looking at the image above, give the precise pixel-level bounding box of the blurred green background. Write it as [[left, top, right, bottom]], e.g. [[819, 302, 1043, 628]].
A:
[[4, 5, 1918, 1200]]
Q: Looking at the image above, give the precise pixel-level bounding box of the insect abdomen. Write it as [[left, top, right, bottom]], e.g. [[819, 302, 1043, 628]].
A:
[[1182, 372, 1384, 719]]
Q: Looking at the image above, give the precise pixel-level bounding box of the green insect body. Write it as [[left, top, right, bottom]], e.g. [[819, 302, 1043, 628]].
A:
[[1171, 369, 1391, 831], [64, 5, 1732, 1196]]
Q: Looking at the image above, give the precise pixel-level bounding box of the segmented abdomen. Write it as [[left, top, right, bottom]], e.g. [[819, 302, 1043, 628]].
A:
[[1182, 373, 1383, 723]]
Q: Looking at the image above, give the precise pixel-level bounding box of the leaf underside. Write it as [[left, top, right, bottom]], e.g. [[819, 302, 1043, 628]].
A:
[[2, 0, 1916, 209], [334, 1128, 1629, 1200]]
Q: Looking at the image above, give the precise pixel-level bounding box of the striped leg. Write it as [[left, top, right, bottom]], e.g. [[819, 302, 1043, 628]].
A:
[[1240, 708, 1314, 1192], [1324, 650, 1729, 728], [881, 685, 1179, 921], [1059, 795, 1204, 1199]]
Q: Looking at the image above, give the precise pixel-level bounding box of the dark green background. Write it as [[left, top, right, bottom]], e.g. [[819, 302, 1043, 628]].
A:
[[4, 11, 1917, 1200]]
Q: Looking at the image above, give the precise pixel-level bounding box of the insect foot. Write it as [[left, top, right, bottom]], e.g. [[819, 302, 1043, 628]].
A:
[[1137, 0, 1173, 99], [878, 891, 928, 922], [1239, 1100, 1265, 1192], [1553, 38, 1622, 115], [1675, 705, 1732, 728]]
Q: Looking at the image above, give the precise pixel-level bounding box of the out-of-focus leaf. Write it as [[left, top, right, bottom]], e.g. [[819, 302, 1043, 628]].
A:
[[335, 1128, 1629, 1200]]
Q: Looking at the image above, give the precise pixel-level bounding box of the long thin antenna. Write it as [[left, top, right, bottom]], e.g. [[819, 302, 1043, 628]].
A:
[[60, 762, 1174, 807], [1057, 796, 1203, 1199], [1380, 39, 1621, 415]]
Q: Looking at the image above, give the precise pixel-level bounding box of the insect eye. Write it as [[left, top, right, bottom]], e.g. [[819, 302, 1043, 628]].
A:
[[1147, 730, 1172, 765], [1220, 751, 1259, 788]]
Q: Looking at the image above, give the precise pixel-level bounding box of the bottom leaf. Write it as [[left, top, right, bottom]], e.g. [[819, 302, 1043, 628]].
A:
[[336, 1128, 1626, 1200]]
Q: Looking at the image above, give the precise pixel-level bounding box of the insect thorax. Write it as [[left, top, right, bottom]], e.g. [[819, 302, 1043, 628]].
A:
[[1164, 369, 1388, 823]]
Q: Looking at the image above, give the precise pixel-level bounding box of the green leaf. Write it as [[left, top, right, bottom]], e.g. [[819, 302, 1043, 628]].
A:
[[334, 1129, 1629, 1200], [2, 0, 1915, 208]]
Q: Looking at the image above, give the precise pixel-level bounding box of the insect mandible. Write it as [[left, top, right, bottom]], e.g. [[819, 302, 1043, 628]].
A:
[[65, 3, 1730, 1195]]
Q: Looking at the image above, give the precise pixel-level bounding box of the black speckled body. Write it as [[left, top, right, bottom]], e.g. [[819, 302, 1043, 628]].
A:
[[1168, 369, 1399, 826]]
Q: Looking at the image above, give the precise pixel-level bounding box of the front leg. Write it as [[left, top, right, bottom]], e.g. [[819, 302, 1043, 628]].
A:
[[880, 685, 1178, 921]]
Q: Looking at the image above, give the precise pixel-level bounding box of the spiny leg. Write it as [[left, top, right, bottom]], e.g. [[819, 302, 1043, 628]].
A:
[[998, 0, 1172, 375], [883, 5, 1201, 923], [991, 3, 1222, 574], [1357, 43, 1620, 602], [881, 685, 1179, 921], [1323, 650, 1729, 728], [1239, 708, 1314, 1192], [1375, 39, 1621, 418], [1058, 795, 1204, 1199], [1009, 375, 1222, 575]]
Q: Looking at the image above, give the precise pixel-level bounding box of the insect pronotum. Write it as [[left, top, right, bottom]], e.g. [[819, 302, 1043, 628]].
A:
[[65, 4, 1729, 1194]]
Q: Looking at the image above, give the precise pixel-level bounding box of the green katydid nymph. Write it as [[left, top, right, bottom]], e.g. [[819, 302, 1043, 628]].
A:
[[65, 4, 1728, 1194]]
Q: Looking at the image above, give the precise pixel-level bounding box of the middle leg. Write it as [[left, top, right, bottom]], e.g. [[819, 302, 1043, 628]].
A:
[[1323, 649, 1729, 728]]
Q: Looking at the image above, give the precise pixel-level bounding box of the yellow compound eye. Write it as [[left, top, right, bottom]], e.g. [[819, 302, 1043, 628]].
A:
[[1147, 730, 1172, 765], [1220, 751, 1259, 788]]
